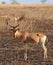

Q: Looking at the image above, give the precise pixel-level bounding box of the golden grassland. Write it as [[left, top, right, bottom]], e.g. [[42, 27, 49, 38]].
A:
[[0, 4, 53, 7], [0, 4, 53, 65]]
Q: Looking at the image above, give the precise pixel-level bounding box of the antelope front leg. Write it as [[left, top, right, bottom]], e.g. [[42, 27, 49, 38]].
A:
[[24, 44, 28, 60], [24, 51, 27, 60]]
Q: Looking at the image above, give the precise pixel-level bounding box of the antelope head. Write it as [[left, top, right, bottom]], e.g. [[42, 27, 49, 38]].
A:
[[6, 19, 20, 38]]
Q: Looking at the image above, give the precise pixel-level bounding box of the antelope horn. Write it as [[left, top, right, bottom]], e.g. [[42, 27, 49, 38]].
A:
[[7, 21, 19, 28], [17, 14, 25, 21], [14, 24, 19, 28], [9, 24, 14, 28], [6, 21, 14, 28], [6, 17, 19, 28]]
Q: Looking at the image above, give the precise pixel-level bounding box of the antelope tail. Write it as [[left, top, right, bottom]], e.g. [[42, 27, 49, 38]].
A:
[[45, 37, 48, 46], [46, 37, 48, 43]]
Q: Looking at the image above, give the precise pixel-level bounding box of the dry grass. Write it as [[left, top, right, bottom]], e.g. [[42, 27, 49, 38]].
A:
[[0, 5, 53, 65], [0, 4, 53, 7]]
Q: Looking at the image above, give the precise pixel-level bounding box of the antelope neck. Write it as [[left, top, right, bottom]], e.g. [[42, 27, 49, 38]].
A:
[[13, 29, 17, 38], [13, 29, 17, 33]]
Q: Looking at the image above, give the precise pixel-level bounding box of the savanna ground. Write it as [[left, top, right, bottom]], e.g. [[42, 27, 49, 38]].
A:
[[0, 4, 53, 65]]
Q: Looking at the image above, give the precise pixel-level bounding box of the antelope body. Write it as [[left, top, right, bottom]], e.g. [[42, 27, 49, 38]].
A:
[[15, 30, 48, 60], [7, 23, 48, 60], [6, 16, 48, 60]]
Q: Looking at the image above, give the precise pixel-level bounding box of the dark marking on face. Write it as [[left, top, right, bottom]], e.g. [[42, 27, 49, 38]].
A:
[[36, 34, 39, 36]]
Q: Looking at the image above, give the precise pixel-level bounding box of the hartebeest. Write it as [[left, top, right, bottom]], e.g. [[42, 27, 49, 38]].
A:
[[6, 20, 48, 60]]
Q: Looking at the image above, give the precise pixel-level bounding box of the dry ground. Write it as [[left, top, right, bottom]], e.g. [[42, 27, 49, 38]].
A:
[[0, 4, 53, 65]]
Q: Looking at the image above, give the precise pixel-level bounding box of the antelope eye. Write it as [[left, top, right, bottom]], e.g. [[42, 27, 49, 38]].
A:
[[17, 28, 20, 30]]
